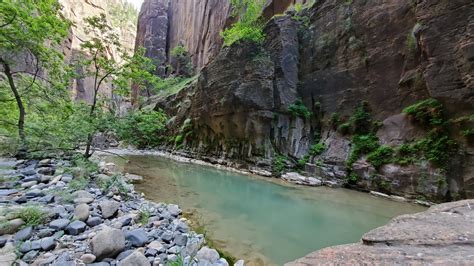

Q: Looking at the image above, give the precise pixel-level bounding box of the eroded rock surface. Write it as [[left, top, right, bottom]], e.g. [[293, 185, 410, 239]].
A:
[[286, 200, 474, 265]]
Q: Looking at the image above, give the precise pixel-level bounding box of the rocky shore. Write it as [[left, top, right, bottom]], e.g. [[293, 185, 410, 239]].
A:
[[0, 157, 238, 265]]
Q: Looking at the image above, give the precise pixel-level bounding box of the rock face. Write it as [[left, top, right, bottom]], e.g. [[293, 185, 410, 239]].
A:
[[286, 200, 474, 265], [60, 0, 137, 104], [155, 0, 473, 201], [135, 0, 232, 75]]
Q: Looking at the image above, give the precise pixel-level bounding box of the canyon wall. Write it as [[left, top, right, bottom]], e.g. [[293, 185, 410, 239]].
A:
[[152, 0, 473, 201], [60, 0, 137, 104]]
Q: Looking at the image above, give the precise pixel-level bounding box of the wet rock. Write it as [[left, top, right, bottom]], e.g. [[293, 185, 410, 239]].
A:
[[65, 220, 86, 235], [14, 226, 33, 242], [99, 200, 120, 219], [74, 204, 90, 222], [49, 219, 70, 230], [91, 226, 125, 260], [118, 251, 149, 266], [281, 172, 322, 186], [125, 229, 148, 247]]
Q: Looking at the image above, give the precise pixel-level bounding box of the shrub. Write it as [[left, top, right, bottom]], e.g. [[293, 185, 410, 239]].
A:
[[272, 154, 288, 175], [288, 99, 312, 119], [15, 206, 48, 227], [114, 109, 168, 148], [221, 0, 266, 46], [403, 98, 444, 127], [170, 45, 187, 57], [138, 209, 151, 225], [350, 101, 372, 134], [367, 146, 394, 169], [347, 134, 379, 168], [309, 143, 326, 156], [337, 123, 351, 135]]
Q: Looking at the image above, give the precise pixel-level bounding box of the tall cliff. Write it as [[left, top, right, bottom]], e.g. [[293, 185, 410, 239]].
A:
[[134, 0, 311, 75], [152, 0, 474, 201], [60, 0, 137, 103]]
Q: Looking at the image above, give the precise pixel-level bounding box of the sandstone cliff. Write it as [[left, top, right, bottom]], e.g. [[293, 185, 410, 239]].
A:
[[60, 0, 137, 103], [153, 0, 473, 201]]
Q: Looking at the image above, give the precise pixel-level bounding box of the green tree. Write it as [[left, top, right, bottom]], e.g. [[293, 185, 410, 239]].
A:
[[78, 14, 161, 157], [221, 0, 266, 46], [0, 0, 70, 157]]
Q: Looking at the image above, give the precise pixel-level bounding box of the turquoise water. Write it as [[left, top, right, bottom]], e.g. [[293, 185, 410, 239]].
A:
[[108, 155, 425, 265]]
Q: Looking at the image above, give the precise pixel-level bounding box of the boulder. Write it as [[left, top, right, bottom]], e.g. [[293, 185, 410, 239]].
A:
[[65, 220, 86, 235], [91, 227, 125, 260], [74, 204, 90, 222], [99, 200, 120, 219]]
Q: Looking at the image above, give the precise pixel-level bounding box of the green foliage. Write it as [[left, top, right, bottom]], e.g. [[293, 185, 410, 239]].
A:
[[347, 134, 379, 168], [170, 45, 187, 57], [309, 143, 326, 156], [272, 154, 288, 175], [99, 175, 129, 196], [14, 206, 48, 227], [403, 98, 444, 127], [107, 0, 138, 28], [221, 0, 265, 46], [350, 101, 373, 134], [288, 99, 312, 119], [337, 123, 351, 135], [113, 109, 168, 148], [138, 208, 151, 225], [367, 146, 394, 169]]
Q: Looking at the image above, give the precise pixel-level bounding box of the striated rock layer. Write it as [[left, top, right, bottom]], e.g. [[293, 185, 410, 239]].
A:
[[286, 199, 474, 265], [153, 0, 473, 201]]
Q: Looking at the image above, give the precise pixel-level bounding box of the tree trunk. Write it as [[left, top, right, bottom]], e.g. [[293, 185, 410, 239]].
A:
[[1, 58, 27, 158]]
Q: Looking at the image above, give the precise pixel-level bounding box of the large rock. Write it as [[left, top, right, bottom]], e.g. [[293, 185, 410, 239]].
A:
[[286, 200, 474, 265], [91, 227, 125, 260], [99, 200, 120, 219]]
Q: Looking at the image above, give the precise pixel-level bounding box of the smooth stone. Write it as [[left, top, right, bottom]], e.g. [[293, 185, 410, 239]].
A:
[[116, 249, 134, 261], [0, 218, 24, 235], [118, 251, 149, 266], [91, 226, 125, 260], [40, 237, 56, 251], [196, 246, 220, 264], [14, 226, 33, 242], [74, 204, 90, 222], [60, 174, 73, 183], [80, 253, 96, 264], [22, 250, 39, 262], [21, 181, 37, 188], [26, 189, 44, 198], [87, 217, 102, 227], [74, 197, 95, 204], [0, 189, 19, 197], [99, 200, 120, 219], [65, 220, 86, 235], [20, 240, 41, 253], [147, 241, 163, 251], [125, 229, 148, 247], [49, 219, 70, 230]]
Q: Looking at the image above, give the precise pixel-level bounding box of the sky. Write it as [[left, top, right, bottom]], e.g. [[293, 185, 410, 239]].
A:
[[126, 0, 143, 10]]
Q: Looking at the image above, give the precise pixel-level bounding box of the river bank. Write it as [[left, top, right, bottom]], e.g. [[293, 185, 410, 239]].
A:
[[0, 157, 238, 265], [99, 148, 435, 207]]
